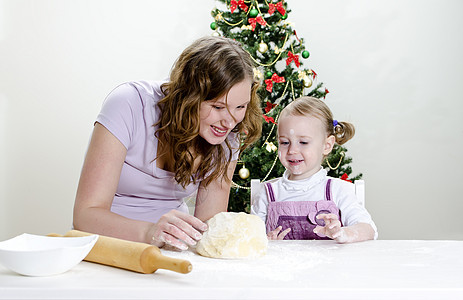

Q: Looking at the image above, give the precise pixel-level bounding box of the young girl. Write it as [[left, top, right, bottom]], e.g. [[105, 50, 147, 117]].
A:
[[73, 36, 262, 250], [251, 96, 377, 243]]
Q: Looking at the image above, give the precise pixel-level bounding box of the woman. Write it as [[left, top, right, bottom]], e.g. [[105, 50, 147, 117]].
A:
[[73, 36, 262, 250]]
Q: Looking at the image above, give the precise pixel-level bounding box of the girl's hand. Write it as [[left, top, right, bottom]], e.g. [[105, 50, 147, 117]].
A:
[[313, 213, 346, 243], [148, 210, 208, 250], [267, 226, 291, 240], [314, 215, 376, 243]]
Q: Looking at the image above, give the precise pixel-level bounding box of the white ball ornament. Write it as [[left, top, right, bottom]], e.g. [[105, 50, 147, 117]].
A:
[[258, 42, 268, 54], [239, 167, 250, 179]]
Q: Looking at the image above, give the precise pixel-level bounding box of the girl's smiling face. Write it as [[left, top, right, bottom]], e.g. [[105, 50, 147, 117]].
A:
[[199, 79, 251, 145], [278, 114, 335, 180]]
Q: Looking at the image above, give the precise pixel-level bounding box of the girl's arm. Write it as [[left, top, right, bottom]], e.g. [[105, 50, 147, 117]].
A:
[[328, 180, 378, 242], [193, 161, 237, 222], [73, 123, 205, 249], [250, 183, 269, 222], [314, 214, 375, 243]]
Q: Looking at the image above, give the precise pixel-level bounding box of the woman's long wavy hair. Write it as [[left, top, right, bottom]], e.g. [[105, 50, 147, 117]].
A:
[[157, 36, 262, 188]]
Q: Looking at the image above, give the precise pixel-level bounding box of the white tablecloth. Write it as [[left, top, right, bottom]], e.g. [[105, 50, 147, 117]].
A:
[[1, 240, 462, 299]]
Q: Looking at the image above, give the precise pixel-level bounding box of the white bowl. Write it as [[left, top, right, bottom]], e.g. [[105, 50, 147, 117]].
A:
[[0, 233, 98, 276]]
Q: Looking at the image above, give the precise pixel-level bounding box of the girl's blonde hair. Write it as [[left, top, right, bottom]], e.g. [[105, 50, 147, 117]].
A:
[[157, 36, 262, 188], [280, 96, 355, 145]]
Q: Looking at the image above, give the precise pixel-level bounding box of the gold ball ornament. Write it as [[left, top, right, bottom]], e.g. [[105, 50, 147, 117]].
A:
[[253, 68, 264, 81], [258, 42, 268, 54], [239, 167, 250, 179], [303, 75, 313, 88]]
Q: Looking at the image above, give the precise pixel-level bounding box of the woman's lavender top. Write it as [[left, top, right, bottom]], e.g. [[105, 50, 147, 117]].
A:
[[95, 81, 239, 223]]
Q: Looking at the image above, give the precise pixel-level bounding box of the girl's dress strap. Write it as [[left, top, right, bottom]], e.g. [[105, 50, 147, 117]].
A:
[[265, 182, 276, 202], [325, 179, 332, 201]]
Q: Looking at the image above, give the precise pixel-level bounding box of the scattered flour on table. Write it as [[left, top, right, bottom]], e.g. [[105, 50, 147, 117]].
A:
[[162, 241, 334, 282]]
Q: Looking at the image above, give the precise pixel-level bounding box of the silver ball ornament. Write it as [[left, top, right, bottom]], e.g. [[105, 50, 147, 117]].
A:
[[258, 42, 268, 54], [239, 167, 250, 179]]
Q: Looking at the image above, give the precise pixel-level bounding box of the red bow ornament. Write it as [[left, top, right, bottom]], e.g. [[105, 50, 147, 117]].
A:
[[265, 73, 285, 92], [286, 51, 300, 68], [341, 173, 352, 183], [311, 69, 317, 80], [230, 0, 248, 13], [263, 114, 276, 124], [268, 1, 286, 16], [248, 16, 267, 31], [264, 101, 277, 113]]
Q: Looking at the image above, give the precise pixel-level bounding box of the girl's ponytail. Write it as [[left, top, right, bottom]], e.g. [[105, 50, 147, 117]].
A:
[[333, 120, 355, 145]]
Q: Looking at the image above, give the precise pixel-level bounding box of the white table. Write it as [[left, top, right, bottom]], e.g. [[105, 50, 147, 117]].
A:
[[1, 240, 462, 299]]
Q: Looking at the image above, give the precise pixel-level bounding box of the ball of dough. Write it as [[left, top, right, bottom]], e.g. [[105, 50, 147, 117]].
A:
[[196, 212, 268, 259]]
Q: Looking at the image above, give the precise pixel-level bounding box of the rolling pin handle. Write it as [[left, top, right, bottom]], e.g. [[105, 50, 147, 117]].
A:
[[141, 247, 192, 274], [48, 230, 192, 275]]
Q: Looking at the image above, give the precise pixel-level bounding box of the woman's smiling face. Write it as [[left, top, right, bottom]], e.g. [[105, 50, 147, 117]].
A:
[[199, 79, 251, 145]]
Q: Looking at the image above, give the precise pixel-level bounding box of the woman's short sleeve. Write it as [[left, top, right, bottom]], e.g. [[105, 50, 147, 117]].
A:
[[96, 83, 143, 149]]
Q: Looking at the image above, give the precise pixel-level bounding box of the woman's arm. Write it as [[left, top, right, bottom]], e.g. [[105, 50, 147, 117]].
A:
[[73, 123, 154, 243], [73, 123, 206, 249], [193, 160, 237, 221]]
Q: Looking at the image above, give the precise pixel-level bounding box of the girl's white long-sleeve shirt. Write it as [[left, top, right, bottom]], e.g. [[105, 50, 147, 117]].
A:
[[251, 168, 378, 239]]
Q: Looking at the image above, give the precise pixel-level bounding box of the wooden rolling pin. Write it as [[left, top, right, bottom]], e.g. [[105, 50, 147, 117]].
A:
[[48, 230, 192, 274]]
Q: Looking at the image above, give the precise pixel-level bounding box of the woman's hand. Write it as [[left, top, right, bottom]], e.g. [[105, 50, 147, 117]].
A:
[[267, 226, 291, 240], [148, 210, 208, 250], [313, 213, 346, 242]]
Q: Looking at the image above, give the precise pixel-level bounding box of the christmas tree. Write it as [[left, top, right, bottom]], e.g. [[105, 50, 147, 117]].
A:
[[210, 0, 362, 212]]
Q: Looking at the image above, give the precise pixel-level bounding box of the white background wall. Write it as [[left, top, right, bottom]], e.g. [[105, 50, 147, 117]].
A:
[[1, 0, 462, 240]]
